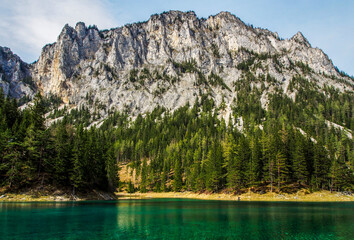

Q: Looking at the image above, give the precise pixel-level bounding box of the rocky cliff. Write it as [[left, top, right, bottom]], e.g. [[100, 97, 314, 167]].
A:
[[0, 47, 34, 99], [2, 11, 353, 118]]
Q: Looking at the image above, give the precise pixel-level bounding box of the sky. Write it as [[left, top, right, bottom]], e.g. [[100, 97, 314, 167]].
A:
[[0, 0, 353, 76]]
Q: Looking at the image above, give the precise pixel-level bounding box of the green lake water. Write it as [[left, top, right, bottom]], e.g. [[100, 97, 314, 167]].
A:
[[1, 199, 353, 239]]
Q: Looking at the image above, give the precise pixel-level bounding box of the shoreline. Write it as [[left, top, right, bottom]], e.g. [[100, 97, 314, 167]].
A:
[[1, 190, 353, 202], [119, 191, 354, 202], [0, 189, 116, 202]]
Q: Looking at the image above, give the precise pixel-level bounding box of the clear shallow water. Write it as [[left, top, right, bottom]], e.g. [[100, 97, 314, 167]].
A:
[[0, 199, 353, 240]]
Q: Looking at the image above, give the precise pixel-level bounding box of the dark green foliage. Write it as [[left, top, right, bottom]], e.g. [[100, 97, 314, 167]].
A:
[[237, 58, 255, 72], [18, 95, 32, 106], [140, 158, 148, 192], [173, 154, 183, 192], [105, 147, 119, 190], [295, 61, 312, 75], [127, 180, 135, 193], [0, 90, 119, 192], [172, 60, 211, 87], [312, 140, 330, 190], [129, 69, 138, 82], [196, 71, 208, 86], [52, 120, 72, 185], [173, 59, 198, 74], [42, 93, 63, 111], [208, 73, 231, 91], [292, 134, 309, 184], [236, 48, 273, 72], [225, 135, 249, 190], [233, 74, 265, 125], [211, 43, 220, 58]]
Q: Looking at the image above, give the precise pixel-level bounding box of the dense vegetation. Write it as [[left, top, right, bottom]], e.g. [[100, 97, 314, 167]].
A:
[[0, 92, 118, 192], [0, 71, 353, 194]]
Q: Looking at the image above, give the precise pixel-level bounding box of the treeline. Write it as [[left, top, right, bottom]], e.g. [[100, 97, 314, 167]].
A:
[[0, 91, 118, 192]]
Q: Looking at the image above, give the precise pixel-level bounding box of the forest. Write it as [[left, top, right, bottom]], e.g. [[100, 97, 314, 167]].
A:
[[0, 73, 353, 194]]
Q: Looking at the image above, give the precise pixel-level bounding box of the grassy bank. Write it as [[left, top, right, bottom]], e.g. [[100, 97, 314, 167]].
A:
[[117, 190, 354, 202]]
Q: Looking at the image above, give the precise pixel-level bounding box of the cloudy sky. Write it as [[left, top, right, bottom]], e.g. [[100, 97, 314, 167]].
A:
[[0, 0, 353, 75]]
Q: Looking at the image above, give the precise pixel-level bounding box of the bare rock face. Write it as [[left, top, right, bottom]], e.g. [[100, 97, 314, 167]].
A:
[[0, 47, 34, 99], [2, 11, 353, 117]]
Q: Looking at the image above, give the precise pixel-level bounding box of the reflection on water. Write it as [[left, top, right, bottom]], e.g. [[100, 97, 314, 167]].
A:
[[1, 200, 353, 239]]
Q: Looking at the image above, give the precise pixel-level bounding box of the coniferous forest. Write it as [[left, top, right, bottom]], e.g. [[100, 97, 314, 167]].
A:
[[0, 72, 353, 194]]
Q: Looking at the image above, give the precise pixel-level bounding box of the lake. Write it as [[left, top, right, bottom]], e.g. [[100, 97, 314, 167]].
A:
[[1, 199, 353, 239]]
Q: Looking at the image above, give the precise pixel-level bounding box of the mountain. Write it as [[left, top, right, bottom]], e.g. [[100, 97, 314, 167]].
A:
[[0, 11, 353, 195], [2, 11, 353, 118]]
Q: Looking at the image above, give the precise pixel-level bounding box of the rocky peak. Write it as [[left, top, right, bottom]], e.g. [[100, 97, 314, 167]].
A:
[[153, 10, 197, 21], [59, 24, 75, 39], [207, 11, 246, 29], [214, 11, 239, 22], [0, 47, 21, 63], [291, 31, 311, 47], [75, 22, 87, 39], [146, 10, 200, 32]]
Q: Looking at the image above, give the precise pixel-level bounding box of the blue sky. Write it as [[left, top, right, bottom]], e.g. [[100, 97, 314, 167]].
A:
[[0, 0, 353, 75]]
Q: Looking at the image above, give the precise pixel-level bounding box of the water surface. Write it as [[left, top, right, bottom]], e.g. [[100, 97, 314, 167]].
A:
[[1, 199, 353, 239]]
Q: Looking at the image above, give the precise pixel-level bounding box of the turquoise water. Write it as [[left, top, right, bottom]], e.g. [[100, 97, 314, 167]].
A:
[[1, 199, 353, 239]]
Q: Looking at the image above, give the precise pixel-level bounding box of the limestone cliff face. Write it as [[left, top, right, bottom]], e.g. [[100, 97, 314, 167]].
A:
[[2, 11, 353, 116], [0, 47, 34, 99]]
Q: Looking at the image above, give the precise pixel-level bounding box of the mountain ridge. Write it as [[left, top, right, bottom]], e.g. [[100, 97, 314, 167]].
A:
[[0, 11, 353, 119]]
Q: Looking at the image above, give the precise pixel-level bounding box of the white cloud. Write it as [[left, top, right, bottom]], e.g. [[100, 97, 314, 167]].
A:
[[0, 0, 117, 62]]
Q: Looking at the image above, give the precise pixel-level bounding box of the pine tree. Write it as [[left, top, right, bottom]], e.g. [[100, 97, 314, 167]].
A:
[[105, 146, 119, 191], [330, 141, 353, 191], [312, 141, 330, 190], [249, 136, 262, 186], [25, 93, 49, 178], [140, 158, 148, 192], [161, 159, 169, 192], [275, 151, 288, 191], [184, 148, 194, 190], [227, 136, 249, 191], [292, 134, 309, 185], [205, 141, 224, 192], [261, 132, 275, 192], [127, 180, 135, 193], [52, 122, 72, 185], [173, 154, 183, 192], [191, 145, 202, 191], [3, 139, 31, 188], [71, 124, 87, 190]]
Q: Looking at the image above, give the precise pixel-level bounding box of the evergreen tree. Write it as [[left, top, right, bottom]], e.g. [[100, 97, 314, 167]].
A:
[[227, 136, 249, 191], [52, 121, 72, 185], [71, 124, 87, 191], [292, 133, 309, 185], [275, 151, 288, 191], [312, 141, 330, 190], [249, 136, 262, 186], [173, 153, 183, 192], [205, 141, 224, 192], [105, 146, 119, 191], [140, 158, 148, 192], [330, 141, 353, 191]]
